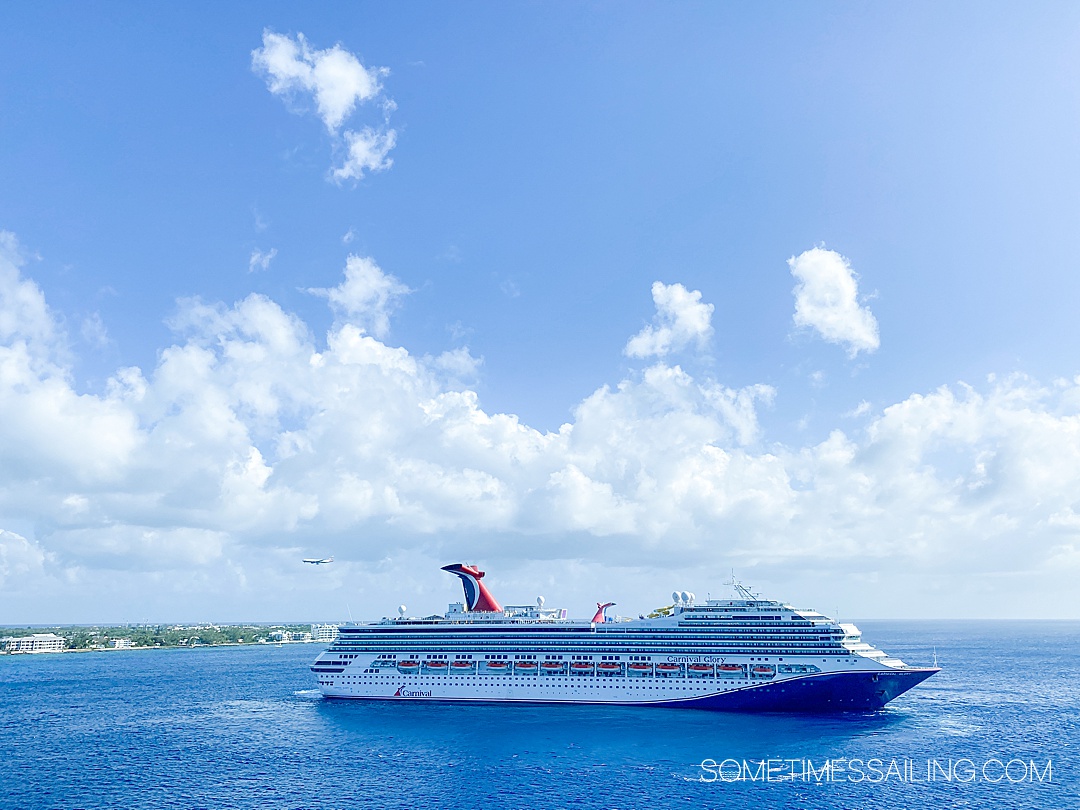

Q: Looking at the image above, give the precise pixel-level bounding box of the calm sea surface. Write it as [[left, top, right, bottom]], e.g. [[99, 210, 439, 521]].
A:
[[2, 621, 1077, 810]]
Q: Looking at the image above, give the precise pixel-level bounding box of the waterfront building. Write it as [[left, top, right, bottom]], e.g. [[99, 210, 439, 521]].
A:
[[1, 633, 66, 654], [311, 624, 341, 643], [270, 630, 314, 643]]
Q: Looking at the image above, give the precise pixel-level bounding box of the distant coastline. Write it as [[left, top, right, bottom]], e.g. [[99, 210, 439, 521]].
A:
[[0, 623, 340, 655]]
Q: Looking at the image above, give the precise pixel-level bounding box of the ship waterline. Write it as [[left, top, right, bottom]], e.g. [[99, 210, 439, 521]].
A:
[[311, 563, 938, 712]]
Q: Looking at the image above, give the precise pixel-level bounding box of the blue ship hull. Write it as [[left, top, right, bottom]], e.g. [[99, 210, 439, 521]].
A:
[[650, 668, 939, 712], [325, 668, 940, 712]]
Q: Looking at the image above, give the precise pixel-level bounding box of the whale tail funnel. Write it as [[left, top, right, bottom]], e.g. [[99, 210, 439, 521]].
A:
[[441, 563, 504, 612], [591, 602, 616, 623]]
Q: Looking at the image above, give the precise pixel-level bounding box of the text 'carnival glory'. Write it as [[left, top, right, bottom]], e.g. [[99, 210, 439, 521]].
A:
[[311, 564, 938, 712]]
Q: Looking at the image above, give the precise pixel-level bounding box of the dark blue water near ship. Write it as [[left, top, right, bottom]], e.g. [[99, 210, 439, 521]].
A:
[[2, 621, 1077, 810]]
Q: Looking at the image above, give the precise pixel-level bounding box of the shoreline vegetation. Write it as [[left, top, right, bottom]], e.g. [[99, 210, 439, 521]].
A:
[[0, 624, 329, 654]]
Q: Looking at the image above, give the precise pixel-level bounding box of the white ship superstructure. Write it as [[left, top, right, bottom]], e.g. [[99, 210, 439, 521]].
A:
[[311, 564, 937, 711]]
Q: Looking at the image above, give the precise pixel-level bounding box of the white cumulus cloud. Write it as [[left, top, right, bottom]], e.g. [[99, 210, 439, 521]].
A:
[[625, 281, 714, 359], [3, 233, 1080, 619], [332, 127, 396, 182], [0, 529, 50, 590], [306, 255, 410, 339], [252, 30, 396, 182], [0, 231, 59, 358], [252, 30, 385, 132], [789, 247, 879, 357]]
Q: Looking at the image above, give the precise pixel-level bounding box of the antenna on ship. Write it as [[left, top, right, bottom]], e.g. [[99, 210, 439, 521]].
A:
[[724, 571, 757, 601], [933, 646, 938, 668]]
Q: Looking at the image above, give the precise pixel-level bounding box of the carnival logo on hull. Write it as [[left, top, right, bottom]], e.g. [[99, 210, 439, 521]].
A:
[[394, 685, 433, 698]]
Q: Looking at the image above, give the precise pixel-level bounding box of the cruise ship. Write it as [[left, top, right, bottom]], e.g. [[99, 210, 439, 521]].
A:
[[311, 563, 938, 711]]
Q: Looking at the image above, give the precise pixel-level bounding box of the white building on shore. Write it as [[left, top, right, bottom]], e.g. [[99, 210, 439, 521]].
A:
[[1, 633, 66, 654], [269, 629, 313, 643], [311, 624, 341, 643]]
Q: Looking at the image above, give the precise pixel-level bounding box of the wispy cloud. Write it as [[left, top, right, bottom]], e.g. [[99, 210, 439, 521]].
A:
[[252, 208, 269, 233], [80, 312, 110, 349], [248, 247, 277, 273], [845, 400, 872, 418], [498, 277, 521, 299]]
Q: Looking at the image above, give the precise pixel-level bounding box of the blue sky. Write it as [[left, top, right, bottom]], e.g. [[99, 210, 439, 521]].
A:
[[2, 4, 1080, 622]]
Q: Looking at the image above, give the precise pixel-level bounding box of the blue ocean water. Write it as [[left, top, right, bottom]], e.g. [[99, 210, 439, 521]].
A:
[[1, 621, 1076, 810]]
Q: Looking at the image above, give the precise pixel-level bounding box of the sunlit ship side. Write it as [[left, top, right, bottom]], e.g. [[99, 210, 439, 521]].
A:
[[311, 563, 938, 712]]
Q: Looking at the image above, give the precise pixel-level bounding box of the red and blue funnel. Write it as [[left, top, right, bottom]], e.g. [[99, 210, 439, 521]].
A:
[[591, 602, 616, 623], [442, 563, 503, 612]]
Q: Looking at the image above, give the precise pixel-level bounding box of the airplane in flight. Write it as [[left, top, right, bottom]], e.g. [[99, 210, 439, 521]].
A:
[[302, 556, 334, 565]]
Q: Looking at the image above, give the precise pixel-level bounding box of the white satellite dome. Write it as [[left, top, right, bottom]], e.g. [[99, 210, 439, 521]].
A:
[[397, 605, 407, 617], [537, 596, 546, 607]]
